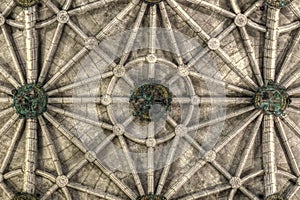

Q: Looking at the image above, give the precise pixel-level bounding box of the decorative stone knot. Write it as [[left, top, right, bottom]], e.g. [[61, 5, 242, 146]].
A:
[[296, 177, 300, 186], [146, 54, 157, 64], [208, 38, 220, 50], [204, 150, 216, 162], [230, 177, 242, 189], [101, 95, 112, 106], [22, 163, 36, 173], [12, 83, 48, 119], [57, 11, 69, 24], [85, 151, 97, 163], [15, 0, 37, 8], [146, 138, 156, 147], [177, 66, 189, 77], [56, 175, 69, 188], [113, 66, 126, 77], [253, 80, 291, 117], [191, 95, 200, 105], [266, 0, 293, 8], [175, 124, 187, 137], [0, 15, 5, 26], [113, 124, 125, 136], [129, 83, 172, 123], [136, 193, 167, 200], [234, 14, 248, 27], [143, 0, 163, 5], [12, 193, 37, 200], [85, 37, 98, 50], [265, 194, 287, 200]]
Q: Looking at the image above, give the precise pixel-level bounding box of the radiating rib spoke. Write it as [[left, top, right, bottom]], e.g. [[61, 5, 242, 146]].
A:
[[275, 117, 300, 176], [277, 33, 300, 84], [228, 189, 238, 200], [0, 182, 14, 199], [40, 185, 59, 200], [24, 7, 38, 84], [43, 111, 93, 153], [122, 74, 135, 88], [0, 85, 13, 95], [230, 0, 241, 14], [239, 186, 259, 200], [290, 98, 300, 105], [286, 106, 300, 114], [0, 118, 24, 174], [235, 114, 263, 177], [147, 122, 155, 194], [46, 70, 113, 96], [213, 110, 261, 152], [0, 25, 25, 85], [281, 67, 300, 89], [48, 97, 101, 104], [247, 19, 267, 32], [0, 64, 21, 88], [264, 7, 280, 82], [1, 0, 16, 17], [23, 119, 38, 195], [211, 160, 232, 180], [215, 48, 258, 89], [68, 0, 118, 16], [241, 170, 264, 183], [43, 48, 89, 90], [238, 26, 264, 86], [286, 184, 300, 199], [180, 0, 236, 19], [39, 22, 65, 84], [112, 96, 129, 103], [119, 2, 147, 66], [173, 97, 252, 105], [62, 0, 72, 10], [67, 182, 124, 200], [177, 184, 232, 200], [118, 135, 145, 195], [96, 0, 140, 41], [288, 86, 300, 96], [0, 113, 19, 139], [93, 159, 138, 200], [47, 105, 113, 131], [156, 135, 180, 194], [189, 71, 255, 96], [61, 187, 72, 200], [67, 20, 88, 40], [164, 159, 206, 199], [216, 23, 236, 41], [41, 0, 60, 13], [159, 2, 184, 66], [288, 2, 300, 19], [38, 116, 64, 176], [0, 107, 15, 121], [166, 0, 211, 42], [188, 106, 256, 132], [280, 115, 300, 140], [244, 0, 264, 16], [262, 115, 277, 196], [279, 21, 300, 34], [148, 5, 157, 79]]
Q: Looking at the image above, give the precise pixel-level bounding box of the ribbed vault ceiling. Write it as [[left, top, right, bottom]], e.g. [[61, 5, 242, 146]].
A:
[[0, 0, 300, 199]]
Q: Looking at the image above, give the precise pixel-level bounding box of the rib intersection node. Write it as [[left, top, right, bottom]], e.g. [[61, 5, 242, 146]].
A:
[[12, 83, 48, 119], [253, 80, 291, 117]]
